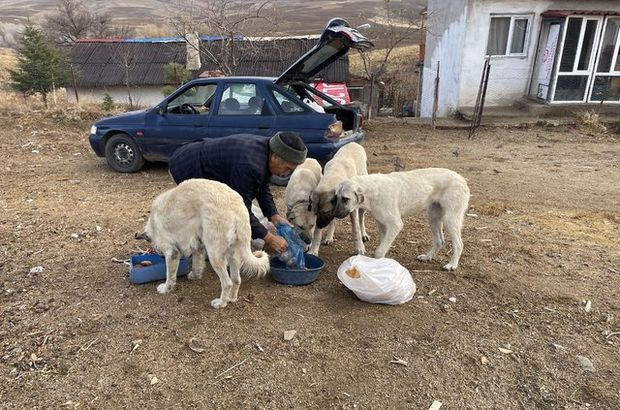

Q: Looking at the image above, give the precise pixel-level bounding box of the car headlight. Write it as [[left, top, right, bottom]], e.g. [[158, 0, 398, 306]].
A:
[[90, 125, 97, 134]]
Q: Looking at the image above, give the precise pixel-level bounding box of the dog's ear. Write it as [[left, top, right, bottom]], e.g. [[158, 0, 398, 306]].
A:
[[310, 191, 318, 213], [355, 186, 365, 204]]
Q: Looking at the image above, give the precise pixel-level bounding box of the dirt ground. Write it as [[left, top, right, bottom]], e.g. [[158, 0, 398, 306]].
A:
[[1, 114, 619, 409]]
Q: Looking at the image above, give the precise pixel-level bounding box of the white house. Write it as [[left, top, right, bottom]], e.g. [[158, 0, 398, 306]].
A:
[[420, 0, 620, 117]]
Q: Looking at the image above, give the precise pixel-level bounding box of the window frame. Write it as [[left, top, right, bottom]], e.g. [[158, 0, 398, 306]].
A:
[[589, 17, 620, 103], [486, 14, 534, 58]]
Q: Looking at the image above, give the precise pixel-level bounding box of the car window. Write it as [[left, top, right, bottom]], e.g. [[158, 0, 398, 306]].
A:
[[217, 83, 266, 116], [271, 89, 306, 114], [166, 84, 217, 115]]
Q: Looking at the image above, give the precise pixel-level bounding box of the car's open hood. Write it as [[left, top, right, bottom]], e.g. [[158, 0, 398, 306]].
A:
[[276, 18, 374, 85]]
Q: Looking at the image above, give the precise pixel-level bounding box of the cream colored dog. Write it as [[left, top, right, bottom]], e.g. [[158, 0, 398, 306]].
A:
[[284, 158, 322, 244], [309, 142, 369, 256], [139, 179, 269, 308], [333, 168, 470, 270]]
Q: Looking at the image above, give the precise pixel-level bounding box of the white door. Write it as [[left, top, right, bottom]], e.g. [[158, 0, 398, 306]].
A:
[[551, 16, 603, 103]]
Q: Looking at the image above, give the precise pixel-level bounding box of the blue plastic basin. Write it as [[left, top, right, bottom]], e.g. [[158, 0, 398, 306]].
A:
[[129, 254, 190, 284], [270, 253, 325, 285]]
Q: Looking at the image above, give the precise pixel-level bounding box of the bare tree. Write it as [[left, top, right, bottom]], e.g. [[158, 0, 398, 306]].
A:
[[120, 52, 135, 109], [357, 1, 421, 117], [167, 0, 280, 75], [358, 1, 420, 81], [43, 0, 134, 45]]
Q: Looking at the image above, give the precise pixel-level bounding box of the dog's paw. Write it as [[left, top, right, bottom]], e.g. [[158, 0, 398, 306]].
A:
[[416, 254, 433, 262], [187, 271, 202, 280], [157, 283, 171, 294], [356, 245, 366, 255], [307, 249, 318, 256], [362, 234, 370, 242], [443, 262, 458, 271], [322, 238, 334, 245], [210, 298, 227, 309]]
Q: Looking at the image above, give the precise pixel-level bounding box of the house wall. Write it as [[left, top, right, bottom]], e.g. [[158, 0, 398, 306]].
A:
[[422, 0, 620, 116], [458, 0, 620, 109], [420, 0, 469, 117], [66, 86, 165, 107]]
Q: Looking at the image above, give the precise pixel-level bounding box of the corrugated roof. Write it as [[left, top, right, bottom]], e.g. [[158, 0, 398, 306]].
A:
[[69, 38, 348, 87], [542, 9, 620, 17]]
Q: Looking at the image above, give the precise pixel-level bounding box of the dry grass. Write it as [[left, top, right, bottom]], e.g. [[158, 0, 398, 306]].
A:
[[574, 109, 608, 135], [0, 47, 17, 84], [350, 45, 420, 114], [0, 88, 128, 123], [517, 210, 619, 249], [349, 44, 419, 77]]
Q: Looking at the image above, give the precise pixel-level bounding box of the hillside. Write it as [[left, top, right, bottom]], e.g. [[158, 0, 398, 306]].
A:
[[0, 0, 426, 37]]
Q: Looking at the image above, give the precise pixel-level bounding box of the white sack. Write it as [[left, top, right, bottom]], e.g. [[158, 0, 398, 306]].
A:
[[337, 255, 416, 305]]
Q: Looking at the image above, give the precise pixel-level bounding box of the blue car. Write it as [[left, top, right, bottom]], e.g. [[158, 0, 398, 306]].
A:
[[88, 18, 373, 173]]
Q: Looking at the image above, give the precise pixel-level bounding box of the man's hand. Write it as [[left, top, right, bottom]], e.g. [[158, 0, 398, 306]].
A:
[[264, 232, 288, 253], [270, 213, 292, 227]]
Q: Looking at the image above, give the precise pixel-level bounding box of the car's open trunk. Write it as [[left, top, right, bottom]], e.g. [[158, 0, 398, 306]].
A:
[[289, 81, 360, 134]]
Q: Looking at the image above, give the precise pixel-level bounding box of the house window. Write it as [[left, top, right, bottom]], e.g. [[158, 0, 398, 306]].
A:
[[486, 15, 532, 56]]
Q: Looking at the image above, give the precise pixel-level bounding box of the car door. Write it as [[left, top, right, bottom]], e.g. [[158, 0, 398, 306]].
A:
[[143, 82, 217, 159], [207, 81, 276, 138]]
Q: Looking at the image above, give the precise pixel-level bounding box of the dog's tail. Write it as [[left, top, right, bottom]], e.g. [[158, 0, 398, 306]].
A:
[[241, 249, 270, 279]]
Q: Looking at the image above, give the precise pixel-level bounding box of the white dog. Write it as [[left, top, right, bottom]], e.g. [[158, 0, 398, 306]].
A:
[[138, 179, 269, 308], [309, 142, 369, 256], [284, 158, 322, 244], [333, 168, 470, 270]]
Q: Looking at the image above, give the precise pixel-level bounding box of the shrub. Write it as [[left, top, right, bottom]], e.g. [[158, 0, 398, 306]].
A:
[[101, 92, 115, 111], [575, 109, 607, 135]]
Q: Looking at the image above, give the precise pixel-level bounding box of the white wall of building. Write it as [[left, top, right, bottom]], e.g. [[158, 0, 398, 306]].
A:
[[420, 0, 469, 117], [66, 86, 164, 107], [422, 0, 620, 116]]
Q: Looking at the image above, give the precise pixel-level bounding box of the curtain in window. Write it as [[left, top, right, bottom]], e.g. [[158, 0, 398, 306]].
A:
[[510, 19, 529, 53], [487, 17, 510, 55]]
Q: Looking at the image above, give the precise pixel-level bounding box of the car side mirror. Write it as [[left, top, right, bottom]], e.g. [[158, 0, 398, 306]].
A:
[[157, 106, 166, 115]]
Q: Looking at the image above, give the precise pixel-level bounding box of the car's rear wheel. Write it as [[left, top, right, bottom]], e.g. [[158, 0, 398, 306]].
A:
[[105, 134, 145, 173]]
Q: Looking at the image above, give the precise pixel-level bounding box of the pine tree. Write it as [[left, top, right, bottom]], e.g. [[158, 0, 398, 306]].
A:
[[161, 62, 191, 96], [9, 24, 69, 107]]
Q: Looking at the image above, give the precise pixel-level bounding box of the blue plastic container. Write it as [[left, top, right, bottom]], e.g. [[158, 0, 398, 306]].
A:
[[129, 254, 190, 284], [270, 253, 325, 286]]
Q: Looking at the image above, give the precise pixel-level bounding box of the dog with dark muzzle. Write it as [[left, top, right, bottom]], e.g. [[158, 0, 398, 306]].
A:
[[333, 168, 470, 270], [308, 142, 369, 256]]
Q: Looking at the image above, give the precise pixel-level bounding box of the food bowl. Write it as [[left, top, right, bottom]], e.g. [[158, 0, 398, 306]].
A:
[[269, 253, 325, 285], [129, 254, 190, 284]]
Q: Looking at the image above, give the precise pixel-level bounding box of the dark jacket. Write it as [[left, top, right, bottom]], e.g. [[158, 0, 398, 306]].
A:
[[168, 134, 277, 239]]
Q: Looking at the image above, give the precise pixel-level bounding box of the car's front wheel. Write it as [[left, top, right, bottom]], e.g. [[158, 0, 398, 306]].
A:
[[105, 134, 145, 173]]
